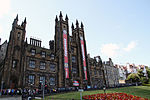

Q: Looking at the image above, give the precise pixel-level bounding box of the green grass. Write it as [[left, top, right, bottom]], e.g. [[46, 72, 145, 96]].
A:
[[36, 86, 150, 100]]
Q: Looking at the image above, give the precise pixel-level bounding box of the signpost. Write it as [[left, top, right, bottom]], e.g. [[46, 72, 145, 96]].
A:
[[42, 80, 45, 100], [0, 81, 4, 96], [78, 89, 84, 100]]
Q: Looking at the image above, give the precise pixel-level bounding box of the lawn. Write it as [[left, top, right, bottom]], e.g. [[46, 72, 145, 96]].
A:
[[39, 86, 150, 100]]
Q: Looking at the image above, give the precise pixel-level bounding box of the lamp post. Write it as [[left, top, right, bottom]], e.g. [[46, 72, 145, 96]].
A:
[[103, 85, 106, 99], [42, 80, 45, 100], [103, 85, 106, 94], [0, 81, 4, 96]]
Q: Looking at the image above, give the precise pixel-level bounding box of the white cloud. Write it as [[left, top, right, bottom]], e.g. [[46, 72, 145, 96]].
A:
[[100, 43, 120, 58], [124, 41, 137, 52], [0, 0, 11, 18]]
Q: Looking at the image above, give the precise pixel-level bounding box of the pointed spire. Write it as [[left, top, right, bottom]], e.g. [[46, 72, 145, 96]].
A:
[[13, 14, 18, 26], [65, 14, 68, 21], [55, 15, 58, 22], [59, 11, 63, 21], [16, 14, 18, 21], [21, 21, 24, 26], [81, 22, 84, 28], [59, 11, 63, 18], [24, 17, 26, 23], [71, 23, 74, 29], [76, 19, 79, 28]]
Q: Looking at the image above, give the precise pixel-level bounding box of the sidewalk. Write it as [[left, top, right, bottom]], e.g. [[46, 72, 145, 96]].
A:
[[0, 95, 22, 100]]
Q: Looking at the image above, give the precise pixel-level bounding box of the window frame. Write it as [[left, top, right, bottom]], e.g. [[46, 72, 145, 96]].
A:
[[41, 51, 46, 58], [72, 56, 76, 63], [31, 49, 36, 56], [40, 62, 46, 69], [39, 76, 45, 84], [72, 67, 77, 73], [28, 75, 35, 85], [50, 54, 54, 59], [29, 60, 35, 68], [50, 64, 56, 72], [50, 77, 55, 86]]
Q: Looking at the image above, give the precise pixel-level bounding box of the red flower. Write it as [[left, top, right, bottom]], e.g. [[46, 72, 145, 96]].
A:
[[82, 93, 149, 100]]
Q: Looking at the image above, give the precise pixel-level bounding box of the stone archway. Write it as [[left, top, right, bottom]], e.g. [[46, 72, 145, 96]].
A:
[[10, 75, 18, 89]]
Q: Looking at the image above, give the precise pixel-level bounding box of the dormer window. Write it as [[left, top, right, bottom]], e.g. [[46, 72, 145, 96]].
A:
[[41, 51, 46, 58], [31, 49, 36, 56]]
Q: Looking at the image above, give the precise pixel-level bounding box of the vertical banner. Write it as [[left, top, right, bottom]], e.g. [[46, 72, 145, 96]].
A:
[[80, 37, 87, 80], [63, 30, 69, 78]]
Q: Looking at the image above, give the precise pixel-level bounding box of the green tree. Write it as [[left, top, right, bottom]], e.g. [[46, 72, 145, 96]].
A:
[[126, 73, 140, 83], [137, 67, 149, 84], [137, 69, 144, 78], [145, 67, 150, 78]]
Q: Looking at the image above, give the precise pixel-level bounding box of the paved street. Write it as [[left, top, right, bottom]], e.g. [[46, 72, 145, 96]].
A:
[[0, 96, 22, 100]]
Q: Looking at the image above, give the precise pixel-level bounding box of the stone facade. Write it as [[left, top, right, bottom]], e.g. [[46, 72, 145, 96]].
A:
[[0, 40, 8, 85], [103, 58, 119, 87], [116, 64, 127, 83], [0, 40, 8, 64], [88, 55, 105, 88], [0, 12, 121, 90], [0, 12, 91, 89]]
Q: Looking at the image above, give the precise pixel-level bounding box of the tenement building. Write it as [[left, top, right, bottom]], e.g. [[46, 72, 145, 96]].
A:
[[0, 40, 8, 84], [87, 55, 105, 88], [0, 12, 95, 89], [103, 58, 119, 87]]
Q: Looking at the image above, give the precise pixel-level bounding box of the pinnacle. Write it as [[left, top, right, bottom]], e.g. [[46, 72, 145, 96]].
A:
[[71, 23, 74, 29], [65, 14, 68, 20], [24, 17, 26, 23], [76, 19, 79, 26], [59, 11, 63, 17]]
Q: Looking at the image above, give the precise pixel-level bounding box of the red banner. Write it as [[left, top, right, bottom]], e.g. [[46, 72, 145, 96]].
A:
[[63, 30, 69, 78], [80, 37, 87, 80]]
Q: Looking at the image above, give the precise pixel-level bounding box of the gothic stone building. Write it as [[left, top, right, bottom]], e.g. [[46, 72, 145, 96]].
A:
[[0, 12, 99, 89]]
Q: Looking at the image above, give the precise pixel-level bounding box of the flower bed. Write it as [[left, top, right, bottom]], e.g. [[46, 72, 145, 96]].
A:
[[83, 93, 149, 100]]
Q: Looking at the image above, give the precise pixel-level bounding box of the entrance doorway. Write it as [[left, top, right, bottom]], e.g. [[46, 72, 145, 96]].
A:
[[10, 75, 18, 89]]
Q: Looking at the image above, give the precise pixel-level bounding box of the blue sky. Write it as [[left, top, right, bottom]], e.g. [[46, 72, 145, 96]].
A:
[[0, 0, 150, 66]]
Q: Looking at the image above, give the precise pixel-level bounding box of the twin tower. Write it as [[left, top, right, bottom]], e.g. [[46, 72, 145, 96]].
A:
[[55, 12, 90, 88]]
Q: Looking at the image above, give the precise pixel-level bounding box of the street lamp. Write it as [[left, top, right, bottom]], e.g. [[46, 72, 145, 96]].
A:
[[103, 85, 106, 99], [42, 80, 45, 100], [103, 85, 106, 94], [0, 81, 4, 96]]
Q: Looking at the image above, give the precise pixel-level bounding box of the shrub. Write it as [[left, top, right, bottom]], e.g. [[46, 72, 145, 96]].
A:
[[142, 84, 150, 87]]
